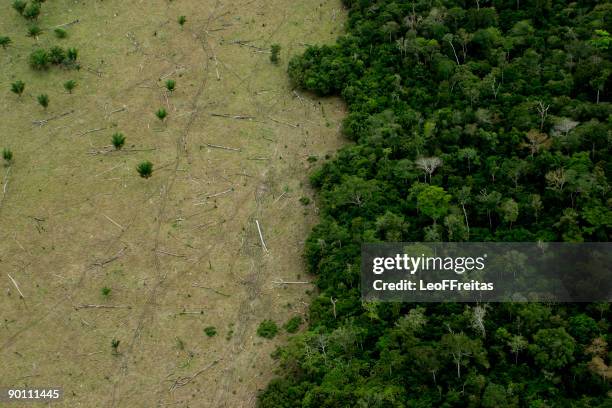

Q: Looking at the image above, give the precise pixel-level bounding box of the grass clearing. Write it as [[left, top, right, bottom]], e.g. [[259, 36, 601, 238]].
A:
[[0, 0, 346, 406]]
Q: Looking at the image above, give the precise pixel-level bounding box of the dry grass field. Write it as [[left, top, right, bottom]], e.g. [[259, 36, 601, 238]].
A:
[[0, 0, 346, 406]]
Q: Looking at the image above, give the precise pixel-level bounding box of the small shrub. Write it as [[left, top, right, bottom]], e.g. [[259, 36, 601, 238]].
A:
[[299, 197, 311, 206], [111, 132, 126, 150], [54, 28, 67, 38], [0, 36, 11, 49], [29, 49, 50, 70], [165, 79, 176, 92], [270, 44, 281, 64], [66, 47, 78, 61], [283, 316, 302, 334], [204, 326, 217, 337], [178, 16, 187, 27], [3, 148, 13, 164], [23, 2, 41, 20], [63, 79, 76, 93], [137, 161, 153, 178], [10, 80, 25, 96], [49, 46, 66, 64], [101, 286, 111, 297], [12, 0, 26, 15], [111, 339, 120, 355], [27, 25, 42, 38], [257, 320, 278, 339], [37, 94, 49, 109], [155, 108, 167, 121], [307, 155, 318, 162]]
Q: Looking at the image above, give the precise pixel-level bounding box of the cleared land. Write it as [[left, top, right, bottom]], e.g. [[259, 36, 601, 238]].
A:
[[0, 0, 345, 406]]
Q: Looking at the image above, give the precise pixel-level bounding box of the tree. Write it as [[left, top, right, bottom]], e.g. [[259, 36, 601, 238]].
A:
[[415, 157, 442, 183], [137, 161, 153, 178], [499, 198, 519, 227], [270, 44, 281, 64], [10, 80, 25, 97], [111, 133, 126, 150], [416, 185, 451, 226], [523, 129, 551, 157], [37, 94, 49, 109], [508, 335, 528, 364], [0, 36, 11, 49], [441, 331, 487, 379], [63, 80, 76, 93], [529, 328, 575, 371]]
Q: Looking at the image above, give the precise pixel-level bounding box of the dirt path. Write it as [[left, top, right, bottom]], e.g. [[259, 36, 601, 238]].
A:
[[0, 0, 346, 407]]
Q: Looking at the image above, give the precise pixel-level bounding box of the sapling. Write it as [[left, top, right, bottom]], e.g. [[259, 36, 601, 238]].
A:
[[66, 47, 78, 61], [23, 2, 41, 20], [178, 16, 187, 27], [54, 28, 67, 38], [3, 148, 13, 165], [12, 0, 26, 15], [63, 80, 76, 93], [29, 49, 50, 70], [204, 326, 217, 337], [0, 36, 11, 49], [37, 94, 49, 109], [49, 46, 66, 64], [101, 286, 111, 297], [137, 161, 153, 178], [165, 79, 176, 92], [155, 108, 167, 121], [111, 339, 120, 355], [257, 320, 279, 339], [27, 25, 42, 38], [111, 132, 125, 150], [10, 81, 25, 97]]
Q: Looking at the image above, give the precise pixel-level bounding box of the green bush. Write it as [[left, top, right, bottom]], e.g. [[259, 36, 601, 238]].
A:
[[101, 286, 111, 297], [2, 148, 13, 164], [66, 47, 78, 61], [155, 108, 167, 121], [10, 81, 25, 96], [12, 0, 26, 15], [111, 132, 125, 150], [63, 80, 76, 93], [204, 326, 217, 337], [29, 49, 50, 70], [37, 94, 49, 109], [270, 44, 281, 64], [49, 46, 66, 64], [257, 320, 278, 339], [27, 25, 42, 38], [299, 197, 311, 205], [137, 161, 153, 178], [165, 79, 176, 92], [178, 16, 186, 27], [283, 316, 302, 334], [0, 36, 11, 49], [54, 28, 67, 39], [23, 2, 41, 20]]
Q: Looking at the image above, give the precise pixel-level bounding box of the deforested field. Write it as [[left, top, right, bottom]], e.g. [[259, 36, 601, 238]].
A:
[[0, 1, 346, 406]]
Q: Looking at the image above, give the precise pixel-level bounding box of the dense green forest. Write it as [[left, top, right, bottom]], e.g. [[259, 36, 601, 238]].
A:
[[258, 0, 611, 407]]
